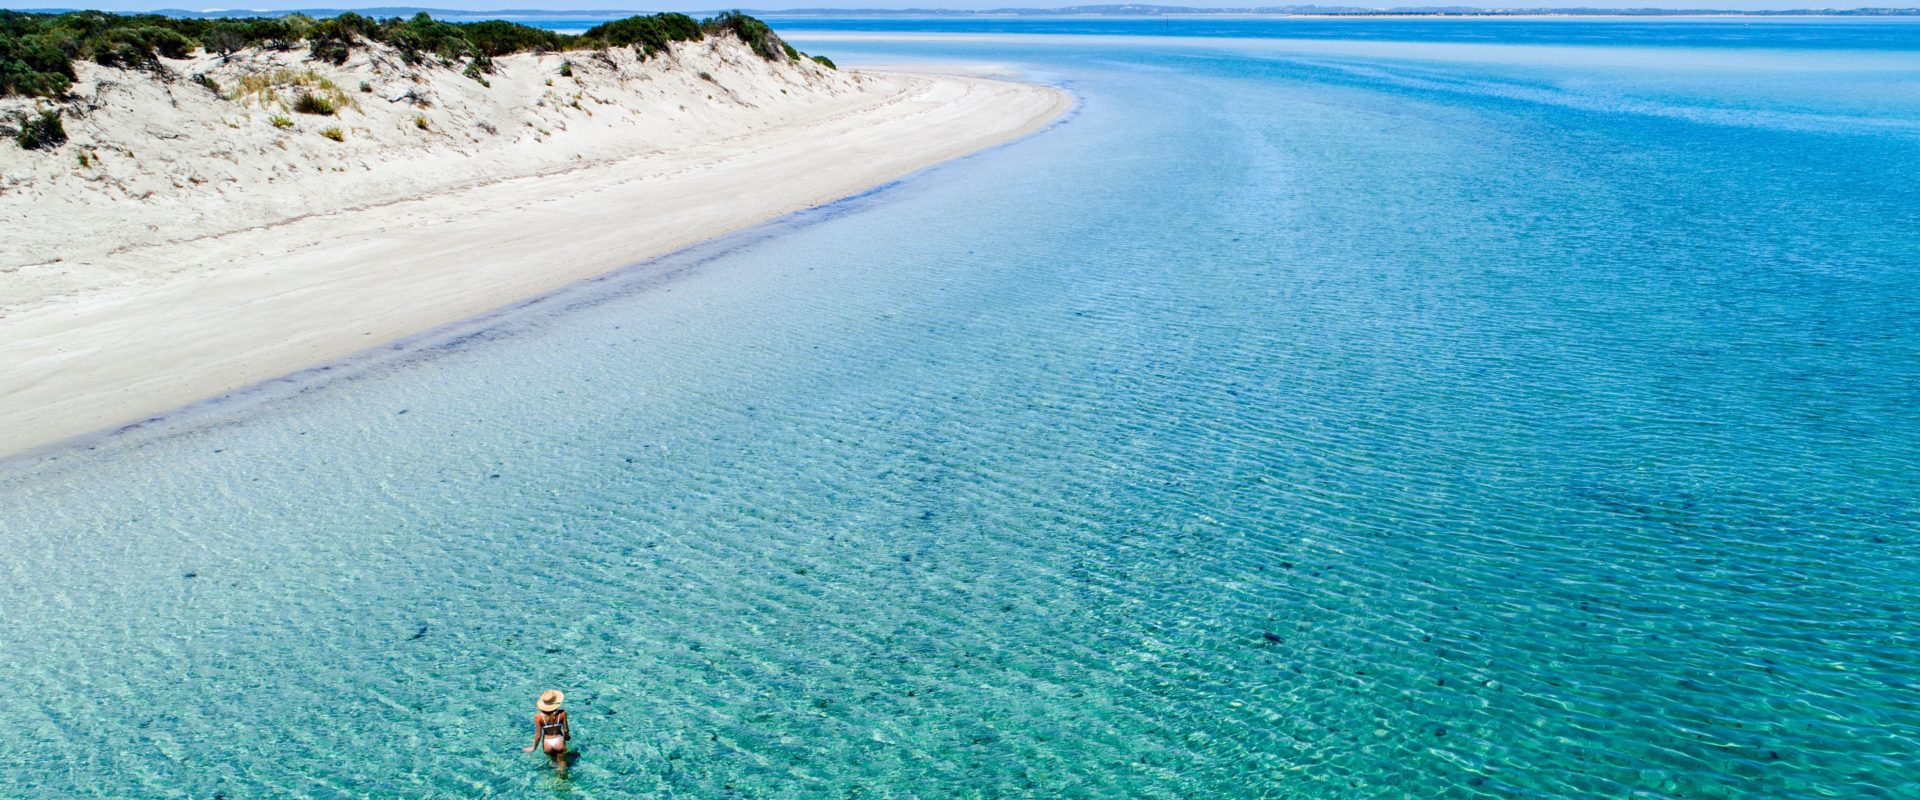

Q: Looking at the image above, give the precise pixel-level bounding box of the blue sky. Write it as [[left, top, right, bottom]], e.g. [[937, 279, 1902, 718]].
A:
[[0, 0, 1897, 12]]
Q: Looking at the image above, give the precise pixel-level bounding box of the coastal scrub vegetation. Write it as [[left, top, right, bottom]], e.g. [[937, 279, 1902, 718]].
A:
[[14, 108, 64, 148], [701, 12, 794, 63], [1, 9, 816, 101], [577, 13, 700, 59], [461, 56, 491, 86]]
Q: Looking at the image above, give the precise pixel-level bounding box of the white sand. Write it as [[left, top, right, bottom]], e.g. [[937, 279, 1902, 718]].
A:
[[0, 37, 1068, 459]]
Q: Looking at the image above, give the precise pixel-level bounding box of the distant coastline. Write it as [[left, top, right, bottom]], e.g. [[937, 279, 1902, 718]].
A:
[[761, 4, 1920, 16]]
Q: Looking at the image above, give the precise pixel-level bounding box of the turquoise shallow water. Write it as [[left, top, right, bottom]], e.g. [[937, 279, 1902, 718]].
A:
[[4, 18, 1920, 798]]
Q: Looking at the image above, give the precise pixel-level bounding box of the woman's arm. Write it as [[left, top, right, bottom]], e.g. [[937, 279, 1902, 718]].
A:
[[561, 711, 570, 739], [524, 714, 541, 752]]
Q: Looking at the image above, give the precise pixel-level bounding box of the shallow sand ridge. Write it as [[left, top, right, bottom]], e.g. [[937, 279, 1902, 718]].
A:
[[0, 62, 1067, 459]]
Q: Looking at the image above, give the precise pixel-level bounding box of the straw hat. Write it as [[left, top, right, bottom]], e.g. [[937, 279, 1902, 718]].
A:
[[537, 690, 564, 713]]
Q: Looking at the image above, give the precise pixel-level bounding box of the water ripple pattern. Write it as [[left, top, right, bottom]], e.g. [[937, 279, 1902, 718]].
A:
[[3, 18, 1918, 799]]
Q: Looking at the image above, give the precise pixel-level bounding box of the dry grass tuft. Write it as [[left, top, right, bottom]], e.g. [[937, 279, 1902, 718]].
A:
[[224, 70, 360, 114]]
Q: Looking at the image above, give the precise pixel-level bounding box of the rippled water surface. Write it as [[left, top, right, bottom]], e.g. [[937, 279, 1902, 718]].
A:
[[4, 18, 1918, 799]]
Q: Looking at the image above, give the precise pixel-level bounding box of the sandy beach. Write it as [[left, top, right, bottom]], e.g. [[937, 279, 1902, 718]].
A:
[[0, 41, 1068, 459]]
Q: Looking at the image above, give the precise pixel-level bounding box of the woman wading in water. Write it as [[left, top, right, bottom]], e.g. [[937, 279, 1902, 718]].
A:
[[524, 690, 571, 772]]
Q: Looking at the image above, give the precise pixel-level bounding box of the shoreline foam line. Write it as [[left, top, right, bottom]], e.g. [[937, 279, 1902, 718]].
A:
[[0, 71, 1072, 463]]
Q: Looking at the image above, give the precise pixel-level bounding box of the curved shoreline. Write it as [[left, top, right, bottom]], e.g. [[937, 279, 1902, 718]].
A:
[[0, 70, 1071, 462]]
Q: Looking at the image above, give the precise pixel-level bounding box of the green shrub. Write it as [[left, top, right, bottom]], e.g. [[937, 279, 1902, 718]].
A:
[[279, 14, 316, 43], [701, 11, 789, 62], [291, 91, 334, 115], [247, 18, 295, 52], [580, 12, 699, 59], [0, 33, 75, 96], [91, 30, 160, 69], [558, 59, 572, 77], [152, 27, 195, 59], [268, 114, 293, 129], [15, 109, 65, 149], [318, 125, 342, 141], [333, 12, 377, 38], [462, 19, 563, 57], [308, 33, 352, 65], [308, 11, 372, 65], [381, 12, 473, 66], [810, 54, 836, 70], [201, 21, 251, 61], [461, 57, 490, 86]]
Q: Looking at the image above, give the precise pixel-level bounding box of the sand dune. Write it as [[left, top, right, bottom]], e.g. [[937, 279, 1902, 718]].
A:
[[0, 37, 1068, 459]]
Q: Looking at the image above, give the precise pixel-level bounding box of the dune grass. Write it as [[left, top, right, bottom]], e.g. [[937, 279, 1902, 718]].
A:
[[222, 68, 355, 114]]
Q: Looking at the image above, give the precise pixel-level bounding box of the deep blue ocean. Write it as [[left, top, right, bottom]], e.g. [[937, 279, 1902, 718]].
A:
[[2, 16, 1917, 798]]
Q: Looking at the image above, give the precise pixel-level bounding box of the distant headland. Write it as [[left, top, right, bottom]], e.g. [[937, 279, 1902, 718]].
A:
[[766, 4, 1918, 15]]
